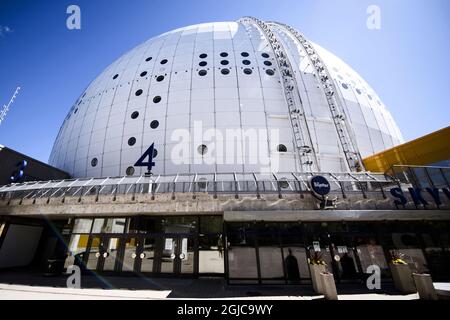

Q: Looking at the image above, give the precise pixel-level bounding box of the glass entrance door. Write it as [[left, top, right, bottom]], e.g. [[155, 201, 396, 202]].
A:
[[85, 236, 121, 272], [158, 235, 195, 275]]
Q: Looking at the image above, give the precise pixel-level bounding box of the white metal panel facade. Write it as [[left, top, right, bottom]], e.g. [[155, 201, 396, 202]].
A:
[[49, 20, 403, 178]]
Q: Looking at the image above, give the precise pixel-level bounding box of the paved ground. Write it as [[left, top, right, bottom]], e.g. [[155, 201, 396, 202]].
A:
[[0, 269, 440, 300]]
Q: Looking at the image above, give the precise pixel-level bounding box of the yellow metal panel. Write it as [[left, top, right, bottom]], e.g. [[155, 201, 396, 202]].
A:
[[363, 126, 450, 172]]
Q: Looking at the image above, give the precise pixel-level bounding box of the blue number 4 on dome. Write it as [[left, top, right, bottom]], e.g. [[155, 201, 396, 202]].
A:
[[134, 143, 156, 172]]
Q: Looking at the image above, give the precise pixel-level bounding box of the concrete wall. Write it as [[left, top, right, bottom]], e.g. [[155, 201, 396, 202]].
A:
[[0, 224, 43, 268]]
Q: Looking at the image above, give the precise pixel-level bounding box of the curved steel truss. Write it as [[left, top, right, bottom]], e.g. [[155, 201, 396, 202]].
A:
[[239, 16, 319, 172]]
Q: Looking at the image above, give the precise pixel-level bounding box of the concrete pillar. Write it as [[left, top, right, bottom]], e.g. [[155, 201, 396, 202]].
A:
[[390, 264, 416, 294], [413, 273, 438, 300], [320, 272, 338, 300], [309, 264, 326, 294]]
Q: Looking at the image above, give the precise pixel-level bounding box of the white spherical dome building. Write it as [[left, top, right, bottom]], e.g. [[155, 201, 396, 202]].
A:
[[49, 17, 403, 178]]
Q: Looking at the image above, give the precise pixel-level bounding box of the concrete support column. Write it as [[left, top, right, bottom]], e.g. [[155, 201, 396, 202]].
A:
[[390, 264, 416, 294], [320, 272, 338, 300], [309, 264, 326, 294], [413, 273, 438, 300]]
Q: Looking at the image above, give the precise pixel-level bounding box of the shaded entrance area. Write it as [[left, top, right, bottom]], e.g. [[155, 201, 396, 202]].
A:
[[64, 216, 224, 278], [225, 221, 450, 285]]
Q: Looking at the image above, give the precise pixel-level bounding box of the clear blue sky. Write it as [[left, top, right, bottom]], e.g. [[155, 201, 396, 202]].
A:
[[0, 0, 449, 163]]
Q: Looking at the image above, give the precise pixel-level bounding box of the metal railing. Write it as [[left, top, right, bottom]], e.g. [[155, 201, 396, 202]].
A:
[[0, 172, 395, 202], [387, 165, 450, 189]]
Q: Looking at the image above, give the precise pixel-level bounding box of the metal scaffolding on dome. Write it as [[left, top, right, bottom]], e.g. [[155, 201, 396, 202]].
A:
[[0, 171, 396, 201]]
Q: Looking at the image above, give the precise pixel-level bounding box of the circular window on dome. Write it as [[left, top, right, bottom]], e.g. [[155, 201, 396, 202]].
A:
[[160, 59, 168, 65], [356, 88, 362, 95], [242, 60, 251, 65], [199, 61, 207, 67], [263, 61, 272, 66], [126, 166, 135, 176], [241, 52, 249, 57], [221, 68, 230, 75], [198, 70, 207, 76], [341, 83, 349, 89], [140, 71, 147, 77], [278, 178, 290, 189], [156, 75, 164, 82], [277, 144, 287, 152], [261, 53, 270, 58], [135, 89, 143, 96], [128, 137, 136, 146], [153, 96, 161, 103], [131, 111, 139, 119], [113, 74, 119, 80], [197, 144, 208, 155], [243, 68, 252, 75], [91, 158, 98, 167], [199, 53, 207, 59], [220, 52, 228, 57], [145, 57, 152, 62], [150, 120, 159, 129], [266, 69, 275, 76], [220, 60, 229, 65]]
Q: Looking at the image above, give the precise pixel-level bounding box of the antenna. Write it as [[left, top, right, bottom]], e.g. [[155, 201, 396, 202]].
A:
[[0, 86, 21, 125]]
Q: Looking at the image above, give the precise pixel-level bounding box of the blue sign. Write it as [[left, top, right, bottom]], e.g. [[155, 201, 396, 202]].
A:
[[390, 187, 450, 207], [134, 143, 156, 172], [10, 160, 28, 183], [310, 175, 331, 196]]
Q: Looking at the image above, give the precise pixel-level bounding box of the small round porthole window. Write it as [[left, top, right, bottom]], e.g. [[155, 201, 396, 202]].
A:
[[150, 120, 159, 129], [145, 57, 152, 62], [221, 68, 230, 75], [153, 96, 161, 103], [220, 52, 228, 57], [91, 158, 98, 167], [342, 83, 349, 89], [126, 166, 135, 176], [242, 60, 251, 65], [266, 69, 275, 76], [156, 75, 164, 82], [197, 178, 208, 189], [278, 179, 290, 189], [199, 61, 207, 67], [277, 144, 287, 152], [241, 52, 249, 57], [140, 71, 147, 77], [131, 111, 139, 119], [261, 52, 270, 58], [198, 70, 207, 76], [199, 53, 207, 59], [160, 59, 168, 65], [128, 137, 136, 146], [263, 61, 272, 66], [135, 89, 143, 96], [197, 144, 208, 155], [113, 74, 119, 80], [220, 60, 229, 65], [243, 68, 252, 75]]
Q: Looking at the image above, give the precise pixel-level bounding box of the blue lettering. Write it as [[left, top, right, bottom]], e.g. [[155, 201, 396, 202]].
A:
[[390, 187, 407, 206], [426, 188, 441, 206], [408, 188, 428, 206]]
